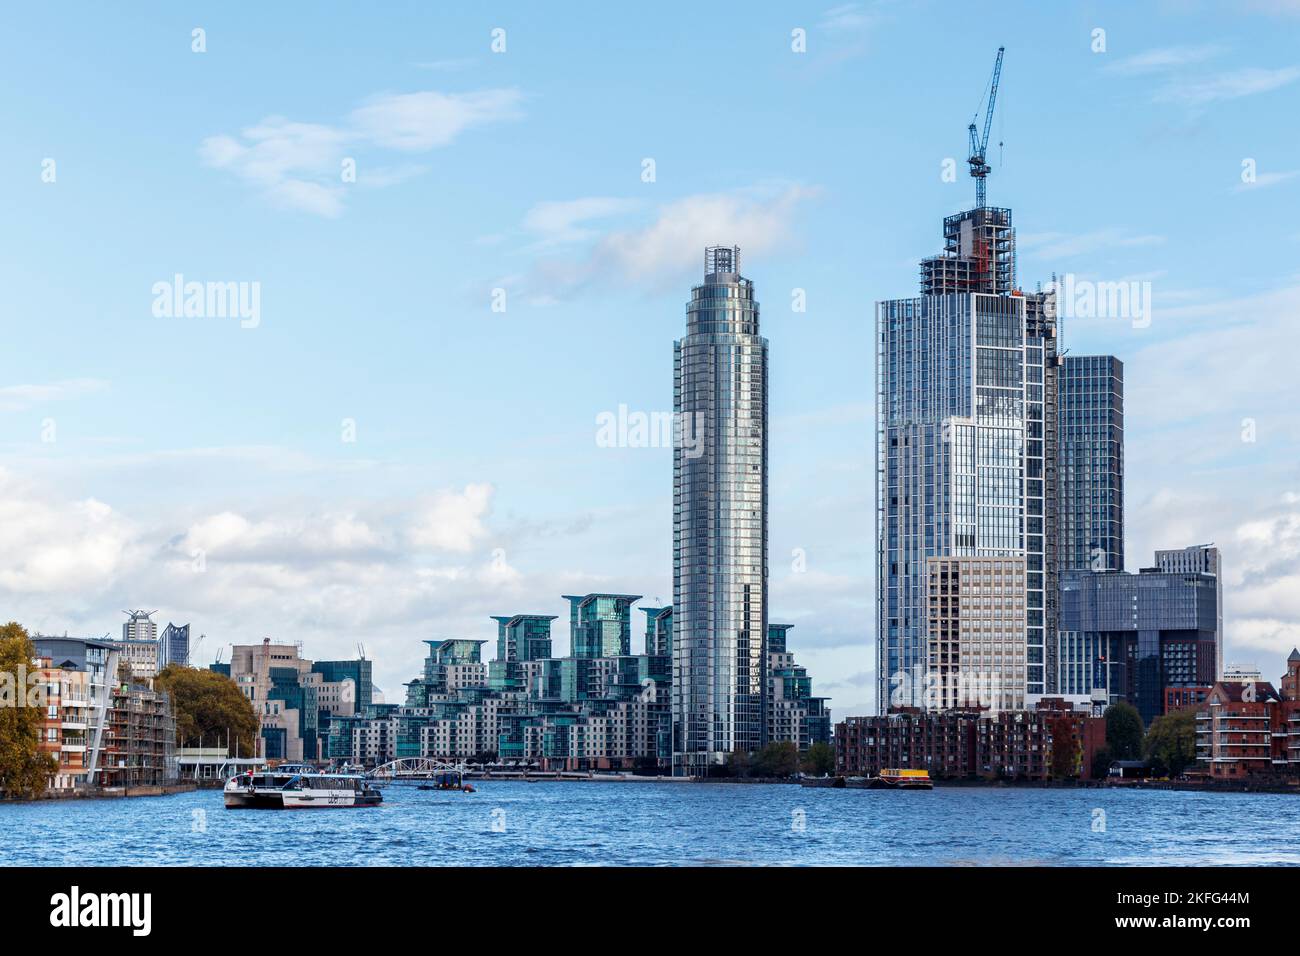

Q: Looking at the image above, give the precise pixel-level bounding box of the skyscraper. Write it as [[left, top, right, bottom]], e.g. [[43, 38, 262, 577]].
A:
[[876, 207, 1058, 712], [673, 245, 769, 775], [1058, 355, 1124, 573]]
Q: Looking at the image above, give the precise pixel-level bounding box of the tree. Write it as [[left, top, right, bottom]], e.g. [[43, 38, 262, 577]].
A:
[[1103, 702, 1144, 761], [155, 664, 259, 756], [752, 741, 799, 778], [1144, 708, 1197, 777], [801, 741, 835, 776], [724, 748, 751, 778], [1090, 746, 1113, 780], [0, 622, 57, 798], [1047, 716, 1079, 779]]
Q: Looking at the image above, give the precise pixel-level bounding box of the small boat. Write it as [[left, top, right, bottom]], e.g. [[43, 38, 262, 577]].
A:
[[223, 764, 383, 809], [417, 769, 474, 793], [871, 768, 933, 790]]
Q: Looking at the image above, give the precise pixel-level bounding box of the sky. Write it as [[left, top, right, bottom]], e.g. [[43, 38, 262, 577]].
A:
[[2, 1, 1299, 716]]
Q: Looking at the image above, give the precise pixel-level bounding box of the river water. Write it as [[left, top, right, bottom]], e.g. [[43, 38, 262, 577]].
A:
[[3, 782, 1296, 866]]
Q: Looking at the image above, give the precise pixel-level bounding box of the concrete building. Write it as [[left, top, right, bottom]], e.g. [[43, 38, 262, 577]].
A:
[[926, 556, 1027, 712], [1058, 355, 1124, 573], [674, 245, 769, 773], [766, 624, 831, 750], [877, 204, 1058, 712], [122, 609, 157, 643], [226, 640, 361, 762], [108, 637, 159, 679]]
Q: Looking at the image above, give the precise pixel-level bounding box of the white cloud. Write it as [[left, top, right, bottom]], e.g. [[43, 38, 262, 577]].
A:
[[1103, 45, 1224, 76], [350, 90, 522, 151], [407, 484, 494, 552], [503, 185, 819, 302], [0, 469, 136, 594], [201, 89, 523, 216], [1153, 66, 1300, 106], [0, 378, 108, 413], [1234, 169, 1300, 192], [522, 197, 643, 246], [1018, 228, 1165, 261]]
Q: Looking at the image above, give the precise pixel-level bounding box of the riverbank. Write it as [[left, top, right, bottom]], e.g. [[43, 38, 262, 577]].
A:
[[2, 781, 197, 802]]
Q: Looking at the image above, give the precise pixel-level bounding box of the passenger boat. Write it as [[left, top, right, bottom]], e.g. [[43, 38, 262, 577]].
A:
[[872, 768, 933, 790], [223, 764, 383, 809]]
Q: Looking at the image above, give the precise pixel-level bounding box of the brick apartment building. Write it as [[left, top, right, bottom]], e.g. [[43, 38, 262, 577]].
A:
[[1195, 649, 1300, 781], [835, 698, 1106, 781]]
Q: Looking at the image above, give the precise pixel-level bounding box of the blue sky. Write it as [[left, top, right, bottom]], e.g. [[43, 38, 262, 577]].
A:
[[2, 1, 1299, 716]]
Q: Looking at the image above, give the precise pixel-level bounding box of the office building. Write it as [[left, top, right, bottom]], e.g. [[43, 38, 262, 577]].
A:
[[158, 622, 190, 670], [1058, 355, 1124, 573], [1059, 558, 1219, 726], [1155, 544, 1223, 680], [674, 245, 769, 774]]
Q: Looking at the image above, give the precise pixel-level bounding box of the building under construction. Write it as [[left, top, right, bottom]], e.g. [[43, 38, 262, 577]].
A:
[[875, 46, 1062, 712], [99, 668, 177, 788]]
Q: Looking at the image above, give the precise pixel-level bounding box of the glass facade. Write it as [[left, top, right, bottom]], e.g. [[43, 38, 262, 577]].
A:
[[876, 207, 1058, 712], [1059, 565, 1219, 725], [565, 593, 640, 658], [1058, 355, 1124, 573], [673, 246, 769, 774]]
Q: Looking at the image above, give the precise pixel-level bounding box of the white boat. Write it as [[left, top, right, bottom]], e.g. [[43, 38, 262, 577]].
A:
[[223, 764, 383, 809]]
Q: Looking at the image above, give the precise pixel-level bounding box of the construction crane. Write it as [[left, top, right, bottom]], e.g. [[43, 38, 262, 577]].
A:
[[967, 46, 1004, 209]]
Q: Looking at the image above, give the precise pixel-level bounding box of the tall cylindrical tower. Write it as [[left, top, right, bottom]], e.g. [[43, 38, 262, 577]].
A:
[[673, 245, 769, 776]]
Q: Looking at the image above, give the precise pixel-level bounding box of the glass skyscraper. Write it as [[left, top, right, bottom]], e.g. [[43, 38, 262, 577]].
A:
[[876, 207, 1058, 711], [1058, 355, 1124, 573], [673, 245, 769, 775]]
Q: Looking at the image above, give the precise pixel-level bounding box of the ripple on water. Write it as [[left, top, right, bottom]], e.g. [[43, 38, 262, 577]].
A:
[[1, 784, 1298, 866]]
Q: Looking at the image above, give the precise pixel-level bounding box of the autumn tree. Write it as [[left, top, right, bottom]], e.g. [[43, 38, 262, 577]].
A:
[[1144, 708, 1198, 777], [155, 664, 259, 756], [800, 741, 836, 776], [0, 622, 57, 797]]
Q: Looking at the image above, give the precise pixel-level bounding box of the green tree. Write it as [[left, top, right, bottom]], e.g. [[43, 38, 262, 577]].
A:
[[0, 622, 57, 798], [1144, 708, 1197, 777], [800, 741, 835, 776], [752, 741, 799, 778], [1047, 716, 1080, 779], [1104, 702, 1144, 761], [155, 664, 259, 756], [724, 748, 751, 778]]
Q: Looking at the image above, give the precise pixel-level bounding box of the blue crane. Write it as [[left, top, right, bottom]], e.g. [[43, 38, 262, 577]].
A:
[[967, 46, 1005, 209]]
